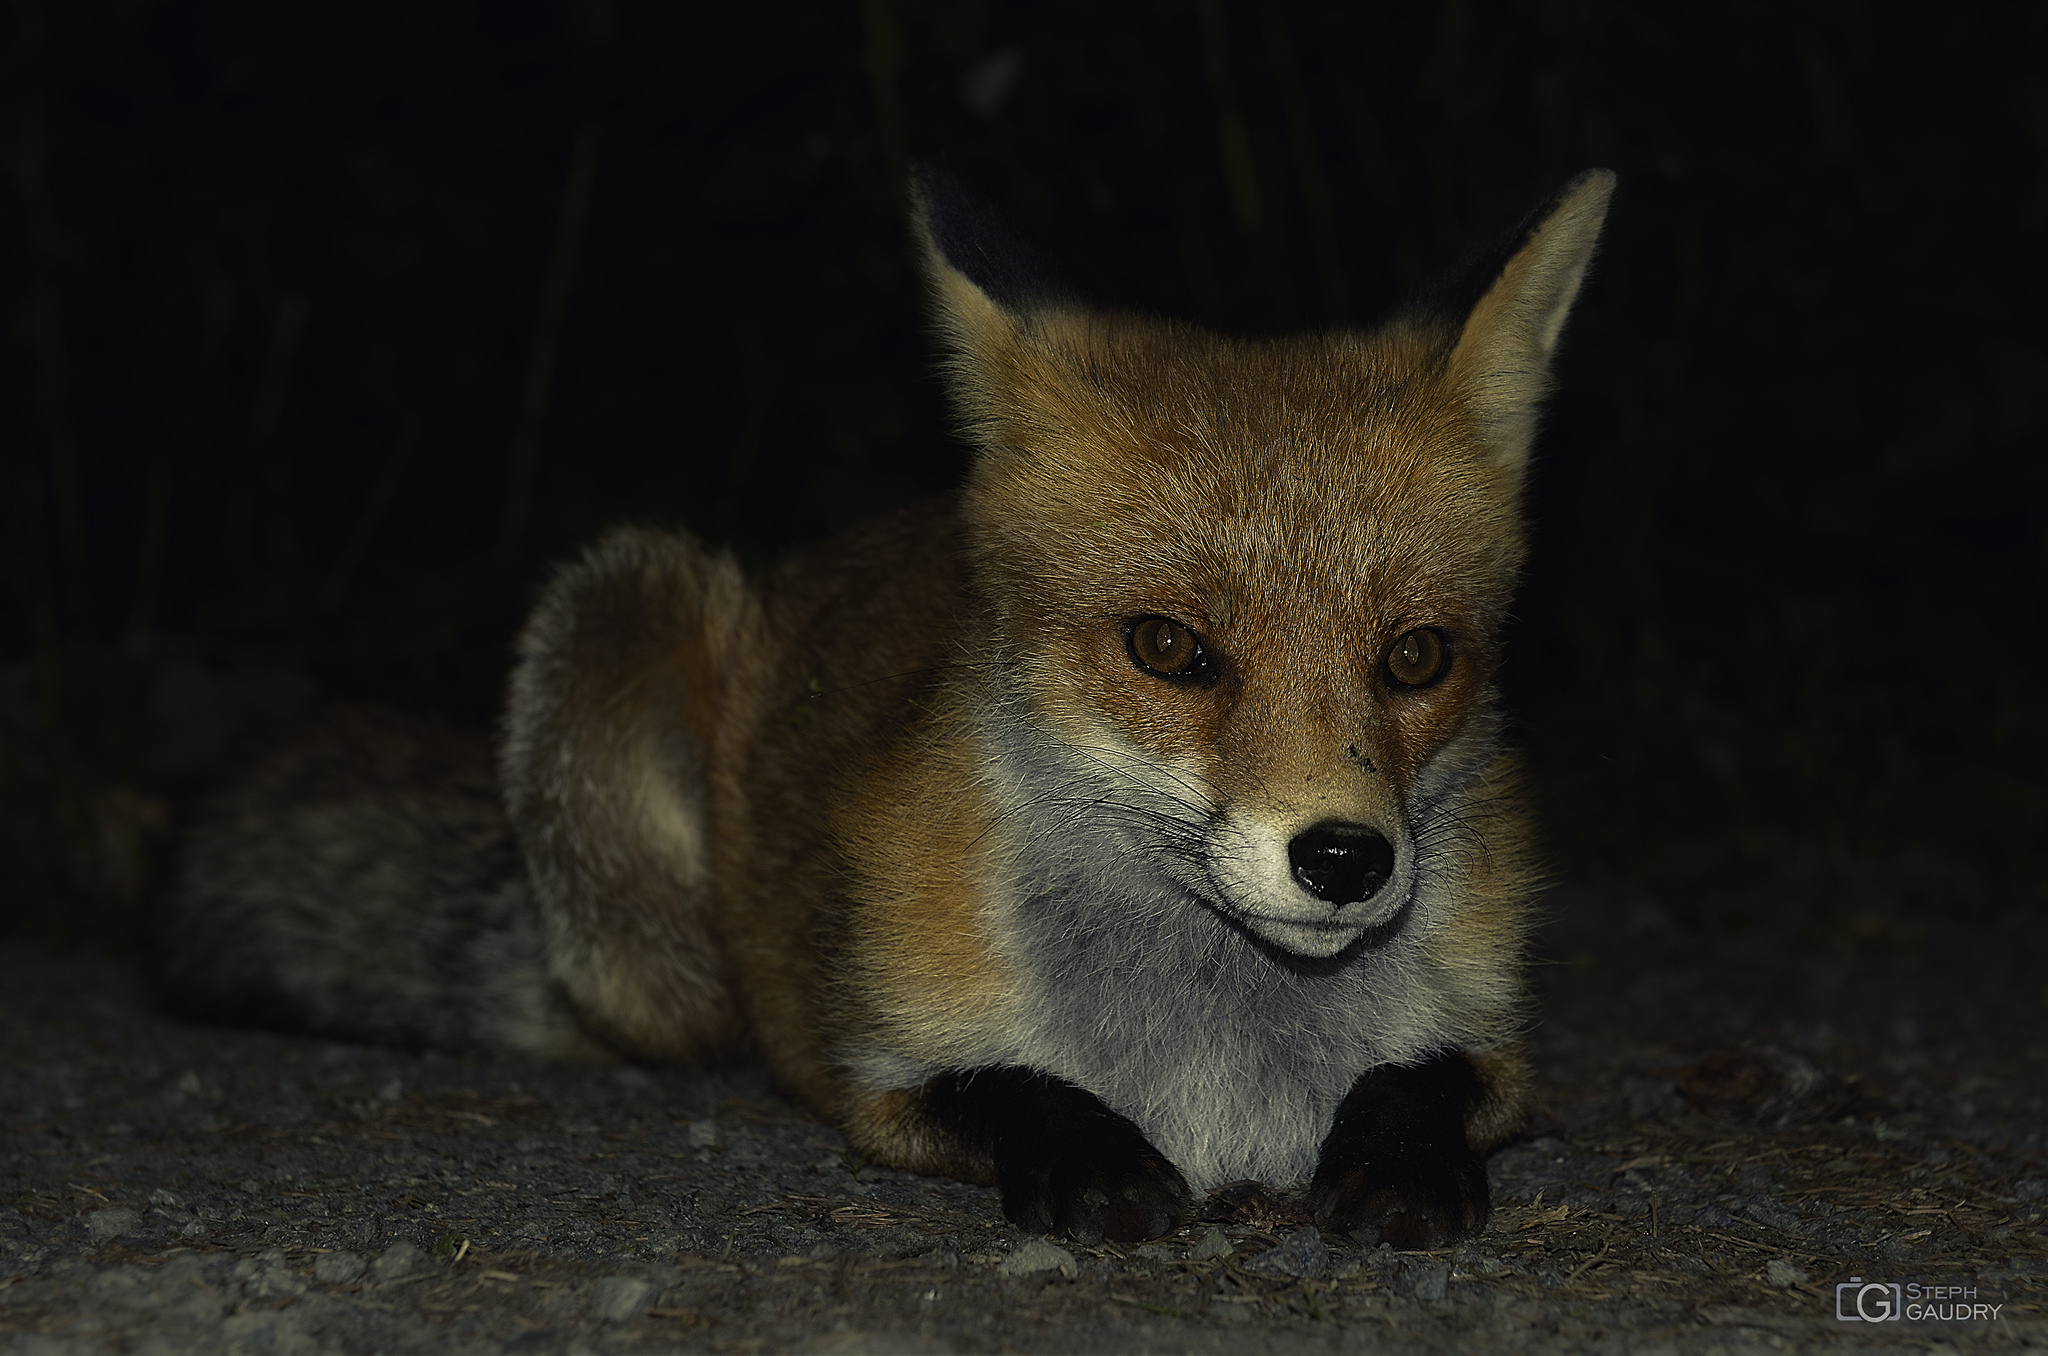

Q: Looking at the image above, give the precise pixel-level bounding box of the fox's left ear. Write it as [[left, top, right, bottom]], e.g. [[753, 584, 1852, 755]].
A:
[[1436, 169, 1616, 474], [908, 164, 1072, 453]]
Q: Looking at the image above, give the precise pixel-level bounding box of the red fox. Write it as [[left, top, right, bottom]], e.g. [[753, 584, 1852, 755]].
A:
[[163, 167, 1614, 1246]]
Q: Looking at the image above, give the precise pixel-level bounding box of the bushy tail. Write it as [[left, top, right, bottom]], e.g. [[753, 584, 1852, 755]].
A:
[[156, 702, 607, 1060]]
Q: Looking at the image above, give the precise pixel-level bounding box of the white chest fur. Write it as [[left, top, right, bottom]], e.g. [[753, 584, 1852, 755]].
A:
[[966, 717, 1475, 1194]]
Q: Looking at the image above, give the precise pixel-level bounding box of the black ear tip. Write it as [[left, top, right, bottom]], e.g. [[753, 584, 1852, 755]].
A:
[[1400, 169, 1614, 335], [909, 162, 1068, 313], [906, 159, 951, 217]]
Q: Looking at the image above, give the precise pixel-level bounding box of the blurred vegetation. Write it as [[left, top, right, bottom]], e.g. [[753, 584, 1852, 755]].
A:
[[3, 0, 2044, 950]]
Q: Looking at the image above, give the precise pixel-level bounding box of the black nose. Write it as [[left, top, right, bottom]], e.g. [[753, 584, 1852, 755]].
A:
[[1287, 823, 1396, 905]]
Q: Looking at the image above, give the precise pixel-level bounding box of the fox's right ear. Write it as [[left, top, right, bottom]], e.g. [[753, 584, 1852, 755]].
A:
[[1416, 169, 1616, 477], [909, 166, 1070, 446]]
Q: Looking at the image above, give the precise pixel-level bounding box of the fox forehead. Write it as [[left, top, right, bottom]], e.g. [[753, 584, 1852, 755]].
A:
[[964, 322, 1525, 641], [982, 311, 1472, 466]]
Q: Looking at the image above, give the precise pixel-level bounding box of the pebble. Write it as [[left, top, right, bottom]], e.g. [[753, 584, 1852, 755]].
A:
[[996, 1237, 1075, 1276], [1765, 1258, 1808, 1287], [85, 1208, 139, 1242], [1244, 1227, 1330, 1278], [592, 1276, 652, 1321], [1397, 1259, 1451, 1302], [372, 1242, 422, 1280], [313, 1251, 367, 1284], [1743, 1195, 1803, 1232]]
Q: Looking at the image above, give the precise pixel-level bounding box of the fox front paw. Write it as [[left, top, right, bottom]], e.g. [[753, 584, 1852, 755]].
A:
[[1308, 1142, 1487, 1248], [922, 1066, 1190, 1244], [998, 1130, 1190, 1244], [1311, 1051, 1493, 1248]]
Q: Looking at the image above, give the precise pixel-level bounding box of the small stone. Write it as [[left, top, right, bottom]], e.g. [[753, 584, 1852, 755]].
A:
[[1397, 1259, 1450, 1301], [1245, 1227, 1330, 1279], [1185, 1226, 1233, 1260], [231, 1250, 305, 1300], [375, 1078, 403, 1103], [1452, 1241, 1507, 1276], [1131, 1243, 1175, 1262], [313, 1251, 366, 1284], [687, 1120, 719, 1148], [1765, 1258, 1808, 1287], [996, 1237, 1076, 1276], [85, 1208, 139, 1242], [372, 1241, 422, 1279], [1689, 1204, 1732, 1228], [592, 1275, 652, 1321], [1743, 1194, 1802, 1232], [147, 1188, 184, 1209]]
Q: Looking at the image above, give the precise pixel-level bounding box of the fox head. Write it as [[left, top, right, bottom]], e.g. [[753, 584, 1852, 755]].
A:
[[913, 168, 1613, 961]]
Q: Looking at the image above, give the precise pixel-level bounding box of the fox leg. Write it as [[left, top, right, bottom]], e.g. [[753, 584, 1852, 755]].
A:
[[1309, 1047, 1527, 1247], [845, 1069, 1191, 1243]]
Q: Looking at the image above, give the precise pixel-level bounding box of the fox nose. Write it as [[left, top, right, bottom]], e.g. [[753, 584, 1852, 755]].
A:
[[1287, 823, 1396, 905]]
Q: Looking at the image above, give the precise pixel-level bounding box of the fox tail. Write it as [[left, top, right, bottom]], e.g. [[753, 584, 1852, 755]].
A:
[[154, 702, 604, 1060]]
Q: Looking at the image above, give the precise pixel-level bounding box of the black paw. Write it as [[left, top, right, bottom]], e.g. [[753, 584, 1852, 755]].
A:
[[1310, 1051, 1492, 1248], [1309, 1141, 1487, 1248], [923, 1067, 1191, 1244], [998, 1128, 1191, 1243]]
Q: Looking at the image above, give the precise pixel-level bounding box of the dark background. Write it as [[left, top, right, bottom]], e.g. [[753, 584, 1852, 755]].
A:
[[4, 0, 2044, 952]]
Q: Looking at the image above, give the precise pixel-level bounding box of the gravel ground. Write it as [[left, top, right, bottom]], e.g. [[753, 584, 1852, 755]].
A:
[[2, 866, 2043, 1354]]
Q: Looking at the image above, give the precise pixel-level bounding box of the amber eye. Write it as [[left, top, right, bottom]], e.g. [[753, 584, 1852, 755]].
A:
[[1385, 628, 1450, 688], [1126, 616, 1215, 684]]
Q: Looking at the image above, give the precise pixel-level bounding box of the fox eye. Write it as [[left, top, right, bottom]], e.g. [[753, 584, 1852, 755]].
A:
[[1126, 616, 1215, 685], [1385, 629, 1450, 688]]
